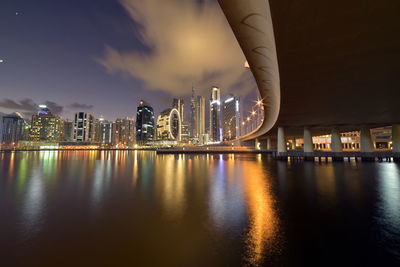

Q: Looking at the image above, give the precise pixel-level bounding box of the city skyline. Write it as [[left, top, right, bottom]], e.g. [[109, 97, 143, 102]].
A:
[[0, 87, 248, 148]]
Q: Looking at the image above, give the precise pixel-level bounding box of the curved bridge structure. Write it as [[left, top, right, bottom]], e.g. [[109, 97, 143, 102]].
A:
[[219, 0, 400, 153]]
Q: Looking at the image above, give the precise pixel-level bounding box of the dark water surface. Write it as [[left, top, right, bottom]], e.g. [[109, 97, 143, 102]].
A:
[[0, 151, 399, 266]]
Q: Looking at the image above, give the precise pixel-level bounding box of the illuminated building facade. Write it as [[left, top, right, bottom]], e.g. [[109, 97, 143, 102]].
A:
[[181, 121, 190, 143], [172, 98, 184, 122], [195, 96, 205, 140], [1, 113, 29, 147], [97, 118, 113, 145], [294, 128, 394, 151], [222, 95, 240, 140], [209, 86, 221, 142], [189, 86, 196, 137], [156, 108, 181, 141], [30, 105, 64, 142], [113, 117, 135, 147], [73, 112, 95, 142], [136, 100, 155, 143]]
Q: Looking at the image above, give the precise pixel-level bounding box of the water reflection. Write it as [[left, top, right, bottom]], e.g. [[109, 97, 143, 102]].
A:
[[0, 151, 399, 265], [377, 163, 400, 257], [209, 154, 246, 231], [91, 156, 112, 212], [22, 167, 45, 239], [242, 158, 279, 265], [155, 155, 187, 220]]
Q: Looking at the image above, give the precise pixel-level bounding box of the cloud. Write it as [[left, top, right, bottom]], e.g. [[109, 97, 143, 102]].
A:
[[0, 98, 37, 113], [45, 101, 64, 115], [68, 103, 94, 110], [0, 98, 64, 118], [97, 0, 255, 97]]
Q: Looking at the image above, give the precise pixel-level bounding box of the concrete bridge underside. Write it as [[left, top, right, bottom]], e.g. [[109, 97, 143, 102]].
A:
[[219, 0, 400, 140]]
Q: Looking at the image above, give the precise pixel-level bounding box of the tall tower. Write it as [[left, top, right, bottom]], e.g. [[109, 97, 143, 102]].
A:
[[30, 105, 64, 142], [136, 100, 155, 143], [1, 113, 28, 147], [190, 86, 196, 138], [195, 96, 205, 138], [97, 117, 113, 145], [73, 112, 95, 142], [222, 94, 241, 140], [209, 86, 221, 142], [172, 98, 184, 122], [114, 117, 135, 147]]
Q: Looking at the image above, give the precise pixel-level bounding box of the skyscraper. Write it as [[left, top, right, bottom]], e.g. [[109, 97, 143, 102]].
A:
[[1, 113, 28, 147], [172, 98, 184, 122], [94, 116, 113, 145], [113, 117, 135, 147], [73, 112, 95, 142], [209, 86, 221, 142], [190, 86, 196, 137], [195, 95, 205, 139], [222, 94, 241, 140], [136, 100, 155, 143], [99, 119, 113, 145], [30, 105, 64, 142], [156, 108, 181, 141]]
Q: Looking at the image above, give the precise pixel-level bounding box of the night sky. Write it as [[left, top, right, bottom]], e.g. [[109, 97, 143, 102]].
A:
[[0, 0, 258, 121]]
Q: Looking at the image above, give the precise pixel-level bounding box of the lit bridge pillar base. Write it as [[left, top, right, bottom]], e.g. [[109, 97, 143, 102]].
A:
[[276, 127, 287, 160], [392, 124, 400, 162], [266, 137, 272, 151], [303, 127, 314, 161], [360, 126, 375, 162], [331, 128, 344, 161]]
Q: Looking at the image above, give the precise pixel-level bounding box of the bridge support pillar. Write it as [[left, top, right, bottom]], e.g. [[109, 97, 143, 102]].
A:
[[392, 124, 400, 162], [277, 127, 287, 160], [266, 137, 271, 150], [331, 128, 343, 161], [360, 126, 374, 161], [303, 127, 314, 161]]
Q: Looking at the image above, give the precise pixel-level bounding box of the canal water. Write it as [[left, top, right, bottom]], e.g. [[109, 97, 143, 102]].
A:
[[0, 151, 399, 266]]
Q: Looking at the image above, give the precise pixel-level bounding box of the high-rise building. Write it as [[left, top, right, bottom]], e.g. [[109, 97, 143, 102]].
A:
[[94, 118, 101, 143], [1, 113, 29, 147], [195, 95, 205, 139], [172, 98, 184, 122], [93, 116, 113, 145], [99, 119, 113, 145], [190, 86, 196, 137], [30, 105, 64, 142], [136, 100, 155, 143], [181, 121, 190, 143], [63, 120, 74, 141], [73, 112, 95, 142], [209, 86, 221, 142], [222, 95, 241, 141], [113, 117, 135, 147], [156, 108, 181, 141]]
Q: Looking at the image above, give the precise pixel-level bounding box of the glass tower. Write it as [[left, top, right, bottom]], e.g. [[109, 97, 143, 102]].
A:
[[222, 95, 240, 140], [136, 100, 155, 143], [209, 86, 221, 142]]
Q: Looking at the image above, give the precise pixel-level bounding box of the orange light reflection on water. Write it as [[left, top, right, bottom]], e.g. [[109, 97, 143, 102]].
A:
[[241, 159, 280, 265]]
